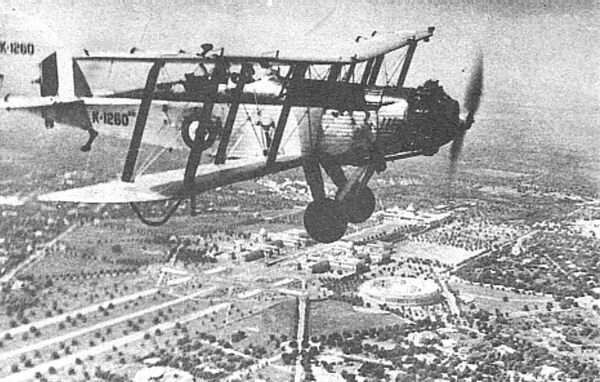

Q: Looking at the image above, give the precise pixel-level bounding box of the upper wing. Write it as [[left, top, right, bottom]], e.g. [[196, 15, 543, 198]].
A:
[[75, 28, 434, 65], [38, 154, 302, 204]]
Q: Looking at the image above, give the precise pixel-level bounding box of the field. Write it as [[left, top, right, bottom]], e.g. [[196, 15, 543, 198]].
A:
[[308, 300, 406, 338], [394, 241, 478, 266], [449, 280, 555, 315]]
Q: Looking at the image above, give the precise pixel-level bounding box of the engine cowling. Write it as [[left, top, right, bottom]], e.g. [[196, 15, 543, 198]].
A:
[[314, 80, 460, 164]]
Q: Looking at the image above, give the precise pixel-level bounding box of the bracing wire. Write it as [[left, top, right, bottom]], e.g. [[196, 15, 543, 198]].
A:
[[387, 50, 407, 86], [135, 132, 180, 178]]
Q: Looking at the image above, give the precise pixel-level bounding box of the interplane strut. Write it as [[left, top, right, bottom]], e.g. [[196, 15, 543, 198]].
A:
[[121, 61, 164, 182], [266, 63, 308, 165]]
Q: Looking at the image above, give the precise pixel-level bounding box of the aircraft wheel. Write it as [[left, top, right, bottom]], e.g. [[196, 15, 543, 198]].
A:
[[304, 199, 348, 243], [343, 186, 375, 224]]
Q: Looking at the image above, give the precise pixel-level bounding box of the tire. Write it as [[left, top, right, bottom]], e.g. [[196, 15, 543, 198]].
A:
[[343, 186, 375, 224], [303, 198, 348, 243]]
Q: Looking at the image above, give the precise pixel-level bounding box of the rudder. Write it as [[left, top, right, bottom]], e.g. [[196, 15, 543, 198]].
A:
[[40, 51, 92, 98]]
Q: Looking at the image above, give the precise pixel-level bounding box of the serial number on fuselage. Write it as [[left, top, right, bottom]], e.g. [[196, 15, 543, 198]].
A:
[[90, 110, 136, 126]]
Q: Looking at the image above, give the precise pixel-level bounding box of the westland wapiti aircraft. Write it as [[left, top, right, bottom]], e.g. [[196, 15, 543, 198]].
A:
[[0, 27, 483, 243]]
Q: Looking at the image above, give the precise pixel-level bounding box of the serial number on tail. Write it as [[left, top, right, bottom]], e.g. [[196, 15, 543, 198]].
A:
[[90, 110, 136, 126], [0, 41, 35, 55]]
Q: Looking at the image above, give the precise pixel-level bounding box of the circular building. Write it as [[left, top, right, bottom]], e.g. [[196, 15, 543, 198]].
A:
[[358, 276, 442, 307]]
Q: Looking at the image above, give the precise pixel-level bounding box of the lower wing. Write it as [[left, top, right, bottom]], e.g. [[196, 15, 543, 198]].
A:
[[38, 154, 302, 204]]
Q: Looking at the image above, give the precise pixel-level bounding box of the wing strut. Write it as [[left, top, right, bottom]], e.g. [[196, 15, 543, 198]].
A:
[[123, 60, 187, 226], [343, 63, 356, 83], [327, 64, 342, 81], [360, 58, 375, 85], [183, 59, 228, 213], [266, 63, 308, 165], [368, 55, 384, 86], [214, 63, 253, 165], [121, 61, 164, 182]]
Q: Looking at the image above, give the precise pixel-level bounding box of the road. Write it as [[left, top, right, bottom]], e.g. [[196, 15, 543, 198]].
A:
[[0, 288, 159, 339], [224, 353, 287, 382], [0, 203, 106, 284], [438, 278, 460, 316], [294, 279, 308, 382], [0, 287, 215, 363], [0, 302, 229, 382], [453, 229, 540, 272], [0, 224, 76, 284], [339, 353, 393, 367]]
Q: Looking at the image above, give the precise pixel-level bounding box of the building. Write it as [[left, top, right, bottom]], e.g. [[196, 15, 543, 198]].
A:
[[311, 259, 331, 274], [243, 249, 265, 262], [358, 276, 442, 307], [271, 228, 314, 248], [373, 204, 452, 227], [328, 253, 367, 274], [360, 241, 393, 264]]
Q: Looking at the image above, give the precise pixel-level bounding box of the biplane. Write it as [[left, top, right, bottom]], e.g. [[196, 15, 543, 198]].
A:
[[0, 26, 483, 243]]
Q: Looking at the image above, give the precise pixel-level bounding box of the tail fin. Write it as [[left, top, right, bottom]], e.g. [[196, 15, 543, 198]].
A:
[[0, 11, 96, 150], [40, 51, 92, 98], [0, 10, 64, 98], [37, 51, 94, 139]]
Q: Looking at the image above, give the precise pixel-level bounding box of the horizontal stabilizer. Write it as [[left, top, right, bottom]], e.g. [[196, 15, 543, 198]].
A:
[[38, 155, 302, 204], [0, 96, 65, 109], [0, 97, 92, 130]]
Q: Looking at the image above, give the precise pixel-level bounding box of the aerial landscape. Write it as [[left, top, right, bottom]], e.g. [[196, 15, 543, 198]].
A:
[[0, 1, 598, 382]]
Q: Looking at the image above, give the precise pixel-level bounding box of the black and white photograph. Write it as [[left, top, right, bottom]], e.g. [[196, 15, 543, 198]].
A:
[[0, 0, 598, 381]]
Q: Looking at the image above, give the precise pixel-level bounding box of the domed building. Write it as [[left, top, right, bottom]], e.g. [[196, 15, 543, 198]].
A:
[[358, 276, 442, 307]]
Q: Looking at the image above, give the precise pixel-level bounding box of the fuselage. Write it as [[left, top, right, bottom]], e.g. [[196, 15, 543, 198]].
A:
[[102, 77, 462, 164]]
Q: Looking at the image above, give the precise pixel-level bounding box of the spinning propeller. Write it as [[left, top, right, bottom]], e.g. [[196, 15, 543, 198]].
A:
[[449, 51, 484, 181]]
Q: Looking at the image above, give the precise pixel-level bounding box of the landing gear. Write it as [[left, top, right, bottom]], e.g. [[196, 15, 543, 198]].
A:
[[341, 186, 375, 224], [303, 199, 348, 243], [303, 158, 380, 243]]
